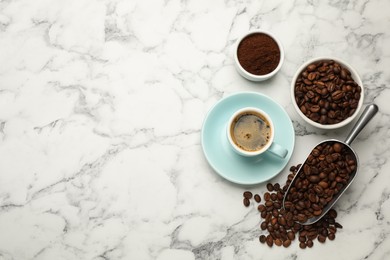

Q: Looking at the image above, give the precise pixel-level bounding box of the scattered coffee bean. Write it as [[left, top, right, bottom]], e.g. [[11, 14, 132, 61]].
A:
[[259, 235, 266, 243], [258, 204, 266, 212], [243, 191, 253, 199], [243, 198, 250, 207], [266, 235, 274, 247], [244, 164, 343, 249], [318, 235, 326, 243], [254, 194, 261, 203], [267, 183, 274, 192], [283, 239, 291, 248], [264, 192, 271, 201], [294, 60, 361, 125]]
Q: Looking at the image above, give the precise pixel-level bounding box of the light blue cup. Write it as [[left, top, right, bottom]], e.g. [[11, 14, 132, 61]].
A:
[[226, 107, 288, 158]]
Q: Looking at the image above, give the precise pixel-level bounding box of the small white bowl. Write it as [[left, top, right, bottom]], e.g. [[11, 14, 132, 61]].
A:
[[234, 30, 284, 81], [291, 57, 364, 129]]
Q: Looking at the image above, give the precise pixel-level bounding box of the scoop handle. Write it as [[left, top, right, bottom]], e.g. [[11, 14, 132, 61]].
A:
[[345, 104, 378, 145]]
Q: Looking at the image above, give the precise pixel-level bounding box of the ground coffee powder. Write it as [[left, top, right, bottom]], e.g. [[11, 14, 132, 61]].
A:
[[237, 33, 280, 76]]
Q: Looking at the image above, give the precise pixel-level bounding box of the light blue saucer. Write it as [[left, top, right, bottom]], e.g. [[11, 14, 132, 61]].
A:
[[201, 92, 295, 185]]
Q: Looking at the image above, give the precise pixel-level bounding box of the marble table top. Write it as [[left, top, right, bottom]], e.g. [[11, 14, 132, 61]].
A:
[[0, 0, 389, 259]]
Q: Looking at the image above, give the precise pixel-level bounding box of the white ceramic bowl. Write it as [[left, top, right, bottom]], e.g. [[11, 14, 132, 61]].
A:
[[234, 30, 284, 81], [291, 57, 364, 129]]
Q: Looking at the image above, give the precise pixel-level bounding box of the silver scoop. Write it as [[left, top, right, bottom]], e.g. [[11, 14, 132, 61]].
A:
[[283, 104, 378, 225]]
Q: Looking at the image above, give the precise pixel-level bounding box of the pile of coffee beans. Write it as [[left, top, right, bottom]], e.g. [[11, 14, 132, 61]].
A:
[[243, 164, 343, 248], [294, 59, 362, 125], [284, 141, 356, 222]]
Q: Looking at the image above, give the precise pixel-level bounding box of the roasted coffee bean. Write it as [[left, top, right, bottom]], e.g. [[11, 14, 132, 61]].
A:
[[266, 235, 273, 247], [328, 233, 336, 240], [328, 209, 337, 218], [335, 222, 343, 229], [267, 183, 274, 192], [275, 239, 283, 246], [318, 235, 326, 243], [299, 242, 307, 249], [254, 194, 261, 203], [258, 204, 266, 212], [287, 231, 295, 240], [271, 193, 278, 201], [307, 239, 314, 248], [259, 235, 266, 243], [307, 64, 317, 72], [294, 60, 361, 125], [281, 239, 290, 248], [243, 198, 250, 207], [261, 221, 267, 230], [308, 175, 320, 183], [243, 191, 253, 199], [264, 192, 271, 201]]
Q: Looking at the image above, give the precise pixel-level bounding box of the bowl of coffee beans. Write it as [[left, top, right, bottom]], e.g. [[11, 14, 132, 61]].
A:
[[234, 30, 284, 81], [291, 57, 364, 129]]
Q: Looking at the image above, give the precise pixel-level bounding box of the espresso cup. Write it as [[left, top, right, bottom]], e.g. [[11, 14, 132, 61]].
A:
[[226, 107, 288, 158]]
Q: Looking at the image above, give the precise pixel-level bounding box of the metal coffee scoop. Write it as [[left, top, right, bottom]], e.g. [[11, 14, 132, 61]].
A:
[[283, 104, 378, 225]]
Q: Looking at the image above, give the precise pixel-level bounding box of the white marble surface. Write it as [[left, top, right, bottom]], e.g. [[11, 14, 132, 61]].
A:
[[0, 0, 389, 259]]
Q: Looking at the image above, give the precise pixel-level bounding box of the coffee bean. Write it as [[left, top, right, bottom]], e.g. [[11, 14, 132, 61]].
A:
[[243, 191, 253, 199], [313, 210, 322, 216], [243, 198, 250, 207], [254, 194, 261, 203], [299, 242, 307, 249], [307, 64, 317, 72], [261, 221, 267, 230], [258, 204, 266, 212], [335, 222, 343, 229], [274, 239, 282, 246], [307, 239, 314, 248], [318, 181, 329, 189], [328, 209, 337, 218], [287, 231, 295, 240], [328, 233, 336, 240], [266, 235, 273, 247], [264, 192, 271, 201], [308, 175, 320, 183], [331, 90, 344, 101], [267, 183, 274, 192], [259, 235, 266, 243], [318, 235, 326, 243], [283, 239, 291, 248]]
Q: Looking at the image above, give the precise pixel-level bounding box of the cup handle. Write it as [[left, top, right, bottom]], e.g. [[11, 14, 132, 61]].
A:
[[268, 142, 288, 158]]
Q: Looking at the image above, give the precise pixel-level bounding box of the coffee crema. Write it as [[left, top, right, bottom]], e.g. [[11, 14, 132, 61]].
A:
[[230, 112, 271, 152]]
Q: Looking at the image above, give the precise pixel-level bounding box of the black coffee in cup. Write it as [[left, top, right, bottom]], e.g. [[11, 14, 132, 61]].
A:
[[230, 111, 271, 152]]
